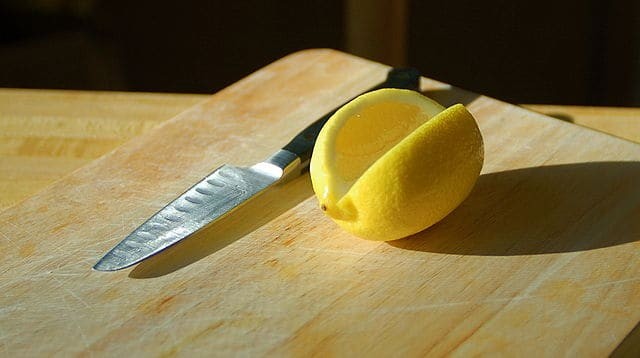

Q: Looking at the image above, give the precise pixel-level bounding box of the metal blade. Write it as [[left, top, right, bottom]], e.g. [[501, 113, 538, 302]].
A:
[[93, 163, 283, 271]]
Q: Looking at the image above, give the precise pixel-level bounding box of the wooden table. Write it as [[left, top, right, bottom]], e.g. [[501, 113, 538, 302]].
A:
[[1, 50, 639, 356]]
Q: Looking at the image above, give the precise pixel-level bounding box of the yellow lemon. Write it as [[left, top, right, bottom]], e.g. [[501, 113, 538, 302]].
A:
[[309, 88, 483, 241]]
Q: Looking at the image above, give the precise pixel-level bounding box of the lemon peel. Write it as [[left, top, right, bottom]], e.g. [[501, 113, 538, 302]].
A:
[[309, 88, 484, 241]]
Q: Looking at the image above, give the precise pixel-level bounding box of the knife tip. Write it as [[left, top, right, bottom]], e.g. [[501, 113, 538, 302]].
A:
[[92, 257, 129, 272], [92, 262, 117, 272]]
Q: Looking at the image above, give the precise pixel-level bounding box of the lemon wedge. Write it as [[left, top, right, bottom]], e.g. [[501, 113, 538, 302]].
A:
[[309, 88, 483, 241]]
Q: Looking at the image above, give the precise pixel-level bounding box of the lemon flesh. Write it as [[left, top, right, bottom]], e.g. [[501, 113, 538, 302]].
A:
[[310, 88, 484, 241]]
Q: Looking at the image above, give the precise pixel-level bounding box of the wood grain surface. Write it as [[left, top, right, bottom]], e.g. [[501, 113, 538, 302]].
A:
[[0, 89, 205, 209], [1, 49, 639, 356], [2, 90, 639, 212]]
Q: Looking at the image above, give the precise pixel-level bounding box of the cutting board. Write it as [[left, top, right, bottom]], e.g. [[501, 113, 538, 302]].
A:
[[0, 89, 205, 209], [1, 49, 639, 356], [3, 91, 640, 213]]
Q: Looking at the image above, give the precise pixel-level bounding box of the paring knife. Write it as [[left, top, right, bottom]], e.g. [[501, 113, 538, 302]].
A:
[[93, 68, 421, 271]]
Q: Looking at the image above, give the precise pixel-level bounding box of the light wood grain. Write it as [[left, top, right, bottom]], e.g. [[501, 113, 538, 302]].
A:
[[0, 89, 205, 209], [2, 91, 639, 213], [1, 49, 639, 356], [523, 104, 640, 143]]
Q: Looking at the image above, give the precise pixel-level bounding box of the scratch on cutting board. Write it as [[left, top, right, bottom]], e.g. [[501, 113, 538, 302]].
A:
[[63, 287, 91, 309], [50, 276, 91, 309], [73, 319, 91, 352], [4, 219, 20, 231], [375, 276, 640, 314], [0, 229, 19, 249], [381, 295, 536, 313], [582, 277, 640, 289]]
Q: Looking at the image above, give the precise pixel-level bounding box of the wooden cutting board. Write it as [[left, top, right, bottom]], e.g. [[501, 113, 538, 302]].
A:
[[1, 49, 638, 356]]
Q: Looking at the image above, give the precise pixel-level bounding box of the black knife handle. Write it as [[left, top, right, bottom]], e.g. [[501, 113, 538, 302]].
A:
[[282, 68, 421, 167]]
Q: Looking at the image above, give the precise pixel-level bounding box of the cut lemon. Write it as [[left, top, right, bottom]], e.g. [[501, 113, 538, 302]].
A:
[[310, 88, 483, 241]]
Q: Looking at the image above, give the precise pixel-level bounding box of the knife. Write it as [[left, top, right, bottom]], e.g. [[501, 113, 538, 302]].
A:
[[93, 68, 421, 271]]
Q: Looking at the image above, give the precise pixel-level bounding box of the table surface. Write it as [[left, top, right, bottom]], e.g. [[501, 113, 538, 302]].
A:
[[1, 49, 639, 356], [1, 88, 639, 211]]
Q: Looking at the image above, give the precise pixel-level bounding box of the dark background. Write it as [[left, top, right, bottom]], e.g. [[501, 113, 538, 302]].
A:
[[1, 0, 639, 106]]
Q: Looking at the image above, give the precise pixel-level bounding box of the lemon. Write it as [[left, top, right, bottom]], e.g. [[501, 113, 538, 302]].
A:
[[309, 88, 483, 241]]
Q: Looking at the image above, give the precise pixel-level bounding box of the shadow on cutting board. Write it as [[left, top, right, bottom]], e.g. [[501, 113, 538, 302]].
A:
[[390, 161, 640, 256], [129, 174, 314, 279], [421, 86, 480, 107]]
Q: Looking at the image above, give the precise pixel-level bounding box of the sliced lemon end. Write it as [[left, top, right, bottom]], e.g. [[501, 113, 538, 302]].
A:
[[311, 89, 445, 206], [334, 101, 424, 181]]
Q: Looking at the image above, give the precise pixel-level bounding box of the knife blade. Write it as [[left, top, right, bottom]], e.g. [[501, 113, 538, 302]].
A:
[[93, 68, 421, 271]]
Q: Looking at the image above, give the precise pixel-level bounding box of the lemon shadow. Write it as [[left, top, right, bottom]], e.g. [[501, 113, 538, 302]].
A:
[[129, 174, 313, 278], [389, 161, 640, 255]]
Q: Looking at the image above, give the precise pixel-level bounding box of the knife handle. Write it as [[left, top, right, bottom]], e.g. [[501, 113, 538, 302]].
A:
[[281, 68, 421, 169]]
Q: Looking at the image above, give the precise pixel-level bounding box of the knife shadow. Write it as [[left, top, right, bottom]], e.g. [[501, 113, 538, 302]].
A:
[[421, 85, 481, 107], [388, 161, 640, 255], [129, 173, 314, 279]]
